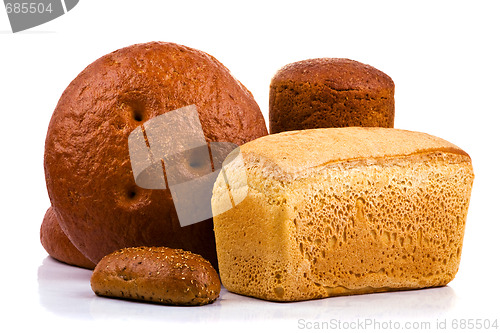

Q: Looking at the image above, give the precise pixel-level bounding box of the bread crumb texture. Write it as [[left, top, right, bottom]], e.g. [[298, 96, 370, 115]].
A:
[[213, 127, 474, 301], [90, 246, 220, 306]]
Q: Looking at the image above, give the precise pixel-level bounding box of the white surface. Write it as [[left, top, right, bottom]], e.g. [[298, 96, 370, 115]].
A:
[[35, 256, 495, 331], [1, 1, 499, 332]]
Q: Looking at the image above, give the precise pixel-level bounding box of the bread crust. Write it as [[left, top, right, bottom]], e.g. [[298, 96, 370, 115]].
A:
[[91, 247, 220, 306], [269, 58, 395, 133], [237, 127, 468, 180], [44, 42, 268, 267], [213, 127, 474, 301], [40, 207, 96, 269]]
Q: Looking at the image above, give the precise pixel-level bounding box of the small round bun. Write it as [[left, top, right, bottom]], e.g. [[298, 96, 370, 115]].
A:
[[91, 247, 221, 305], [269, 58, 395, 134], [44, 42, 268, 267], [40, 207, 96, 269]]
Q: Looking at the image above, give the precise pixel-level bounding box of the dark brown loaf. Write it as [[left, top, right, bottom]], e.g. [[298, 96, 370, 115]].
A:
[[91, 247, 220, 305], [40, 207, 96, 269], [269, 58, 394, 134], [44, 42, 268, 267]]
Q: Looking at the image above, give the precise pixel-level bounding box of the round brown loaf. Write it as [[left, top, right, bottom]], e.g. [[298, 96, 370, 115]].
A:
[[91, 247, 220, 306], [40, 207, 96, 269], [269, 58, 395, 134], [44, 42, 268, 268]]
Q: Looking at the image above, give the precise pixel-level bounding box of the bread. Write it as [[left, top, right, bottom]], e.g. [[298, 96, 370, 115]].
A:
[[269, 58, 395, 134], [91, 247, 220, 305], [44, 42, 268, 268], [40, 207, 96, 269], [212, 127, 474, 301]]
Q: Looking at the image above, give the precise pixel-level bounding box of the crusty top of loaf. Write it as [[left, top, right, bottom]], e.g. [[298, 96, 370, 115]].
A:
[[271, 58, 394, 92], [239, 127, 470, 178]]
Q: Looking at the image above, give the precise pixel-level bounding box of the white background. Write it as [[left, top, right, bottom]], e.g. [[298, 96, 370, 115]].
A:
[[1, 1, 499, 332]]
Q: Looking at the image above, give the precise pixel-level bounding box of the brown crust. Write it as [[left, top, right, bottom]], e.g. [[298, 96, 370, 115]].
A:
[[91, 247, 220, 306], [40, 207, 96, 269], [271, 58, 394, 91], [44, 42, 268, 267], [269, 58, 395, 133], [238, 127, 469, 180]]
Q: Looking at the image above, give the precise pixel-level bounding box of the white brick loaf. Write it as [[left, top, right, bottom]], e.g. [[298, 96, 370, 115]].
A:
[[212, 127, 474, 301]]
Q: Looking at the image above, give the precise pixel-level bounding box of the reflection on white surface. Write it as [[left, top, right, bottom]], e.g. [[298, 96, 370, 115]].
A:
[[38, 256, 457, 323], [37, 257, 94, 320]]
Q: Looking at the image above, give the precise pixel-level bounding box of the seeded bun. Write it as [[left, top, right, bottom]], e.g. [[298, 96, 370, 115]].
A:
[[44, 42, 268, 268], [40, 207, 96, 269], [91, 247, 220, 305], [269, 58, 395, 134]]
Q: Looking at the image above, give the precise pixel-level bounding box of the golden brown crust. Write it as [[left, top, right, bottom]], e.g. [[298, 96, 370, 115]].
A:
[[40, 207, 96, 270], [238, 127, 469, 180], [269, 58, 395, 133], [91, 247, 220, 306], [44, 42, 268, 267], [213, 128, 474, 301]]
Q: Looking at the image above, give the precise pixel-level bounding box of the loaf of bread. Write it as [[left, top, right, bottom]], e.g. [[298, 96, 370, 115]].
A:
[[44, 42, 268, 268], [212, 127, 474, 301], [269, 58, 394, 134], [40, 207, 95, 269], [91, 247, 220, 305]]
